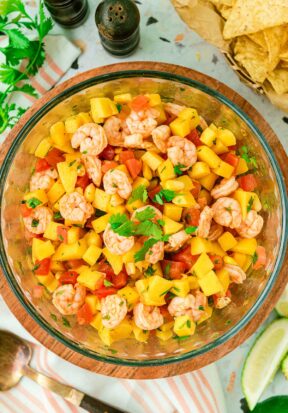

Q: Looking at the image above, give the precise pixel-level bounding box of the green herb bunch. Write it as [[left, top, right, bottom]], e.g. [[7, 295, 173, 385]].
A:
[[0, 0, 53, 133]]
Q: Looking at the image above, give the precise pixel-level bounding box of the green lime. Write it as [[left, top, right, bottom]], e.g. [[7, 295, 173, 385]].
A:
[[282, 353, 288, 380], [242, 318, 288, 411], [251, 396, 288, 413], [275, 284, 288, 317]]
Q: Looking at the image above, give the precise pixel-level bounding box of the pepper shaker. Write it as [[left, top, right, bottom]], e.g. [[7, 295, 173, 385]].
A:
[[95, 0, 140, 56], [44, 0, 89, 28]]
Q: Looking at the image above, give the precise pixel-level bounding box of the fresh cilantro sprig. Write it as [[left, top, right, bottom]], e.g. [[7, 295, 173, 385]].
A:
[[127, 185, 148, 204], [153, 189, 176, 205], [134, 238, 159, 262], [174, 163, 186, 176], [185, 226, 198, 234], [247, 196, 254, 212], [0, 0, 53, 134], [238, 146, 257, 169]]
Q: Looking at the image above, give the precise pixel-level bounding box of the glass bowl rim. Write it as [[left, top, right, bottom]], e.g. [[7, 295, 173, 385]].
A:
[[0, 69, 287, 367]]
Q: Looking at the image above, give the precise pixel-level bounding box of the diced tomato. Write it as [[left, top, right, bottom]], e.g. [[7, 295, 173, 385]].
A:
[[93, 286, 118, 298], [172, 246, 199, 271], [208, 254, 223, 270], [190, 180, 201, 198], [186, 129, 202, 146], [97, 260, 115, 278], [118, 104, 131, 121], [32, 285, 44, 298], [21, 203, 32, 217], [57, 226, 68, 243], [163, 113, 176, 125], [59, 270, 79, 285], [161, 260, 187, 280], [65, 259, 85, 269], [253, 246, 266, 270], [221, 152, 239, 170], [101, 160, 118, 174], [148, 185, 161, 200], [111, 271, 128, 289], [76, 173, 90, 190], [99, 144, 115, 160], [125, 158, 142, 179], [228, 145, 237, 151], [160, 306, 174, 322], [45, 148, 65, 167], [119, 150, 134, 164], [130, 95, 150, 112], [35, 158, 50, 172], [183, 207, 200, 226], [34, 258, 51, 275], [238, 174, 258, 192], [77, 303, 93, 325]]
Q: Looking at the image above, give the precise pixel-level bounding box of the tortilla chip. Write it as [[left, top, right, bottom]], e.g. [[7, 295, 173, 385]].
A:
[[209, 0, 235, 6], [215, 4, 233, 20], [267, 69, 288, 94], [247, 32, 267, 50], [280, 60, 288, 69], [223, 0, 288, 39], [280, 48, 288, 61], [234, 36, 270, 83], [264, 81, 288, 110]]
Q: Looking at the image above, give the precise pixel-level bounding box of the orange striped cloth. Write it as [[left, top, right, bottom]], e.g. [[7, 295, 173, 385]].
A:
[[0, 297, 227, 413]]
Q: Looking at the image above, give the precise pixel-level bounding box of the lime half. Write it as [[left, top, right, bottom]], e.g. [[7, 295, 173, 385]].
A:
[[242, 318, 288, 410], [275, 283, 288, 317]]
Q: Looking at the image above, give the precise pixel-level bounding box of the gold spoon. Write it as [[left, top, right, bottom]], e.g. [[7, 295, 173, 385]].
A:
[[0, 330, 128, 413]]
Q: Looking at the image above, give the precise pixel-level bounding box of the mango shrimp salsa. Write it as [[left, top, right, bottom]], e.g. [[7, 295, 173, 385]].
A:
[[21, 94, 267, 346]]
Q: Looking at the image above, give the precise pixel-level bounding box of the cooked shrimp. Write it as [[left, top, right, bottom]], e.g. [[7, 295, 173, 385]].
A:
[[131, 205, 162, 223], [30, 168, 58, 192], [124, 133, 154, 149], [103, 223, 134, 255], [152, 125, 171, 153], [23, 206, 52, 234], [167, 136, 197, 170], [165, 230, 191, 252], [126, 109, 158, 138], [224, 264, 246, 284], [215, 296, 231, 309], [211, 177, 239, 199], [164, 103, 186, 117], [59, 192, 94, 223], [197, 206, 214, 238], [168, 291, 207, 322], [103, 116, 129, 146], [236, 210, 264, 239], [71, 123, 108, 156], [211, 197, 242, 229], [207, 223, 224, 241], [82, 155, 102, 186], [103, 169, 132, 199], [133, 303, 163, 330], [101, 294, 128, 329], [145, 240, 164, 264], [52, 283, 86, 315]]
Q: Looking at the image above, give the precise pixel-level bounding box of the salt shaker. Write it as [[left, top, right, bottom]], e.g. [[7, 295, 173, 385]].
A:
[[44, 0, 89, 28]]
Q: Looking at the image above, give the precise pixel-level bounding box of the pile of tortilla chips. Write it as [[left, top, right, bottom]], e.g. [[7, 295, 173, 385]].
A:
[[172, 0, 288, 112]]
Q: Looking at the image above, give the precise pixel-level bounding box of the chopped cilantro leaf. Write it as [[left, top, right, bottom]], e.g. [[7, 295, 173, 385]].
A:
[[144, 265, 156, 277], [164, 263, 171, 277], [134, 221, 162, 239], [32, 263, 40, 272], [50, 313, 57, 321], [153, 189, 176, 205], [104, 279, 113, 287], [157, 219, 165, 226], [185, 226, 197, 234], [247, 196, 254, 212], [95, 209, 106, 218], [116, 103, 122, 112], [110, 213, 129, 230], [128, 185, 148, 204], [31, 218, 39, 228], [252, 251, 258, 264], [162, 234, 170, 242], [225, 207, 232, 212], [69, 160, 76, 167], [134, 206, 156, 222], [58, 234, 64, 241], [186, 320, 191, 328], [53, 211, 62, 220], [173, 335, 190, 341], [62, 317, 71, 327], [160, 288, 171, 297], [26, 197, 42, 209], [134, 238, 158, 262], [198, 305, 205, 311], [238, 146, 257, 168], [174, 163, 186, 176]]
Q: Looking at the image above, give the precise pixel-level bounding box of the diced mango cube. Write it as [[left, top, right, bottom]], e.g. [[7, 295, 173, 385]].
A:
[[154, 104, 167, 124], [135, 278, 165, 306], [162, 179, 184, 191], [163, 215, 183, 235], [176, 175, 194, 190], [217, 128, 236, 146], [191, 237, 211, 255], [197, 306, 213, 324], [212, 160, 234, 179], [192, 253, 214, 278], [98, 325, 113, 346], [110, 193, 125, 207], [24, 189, 48, 206], [132, 177, 149, 189], [84, 183, 96, 203], [82, 245, 102, 266], [174, 315, 196, 337], [233, 189, 255, 220], [170, 117, 191, 138], [50, 121, 68, 147], [172, 192, 197, 208], [114, 93, 132, 103], [143, 162, 153, 180], [57, 161, 77, 193], [216, 268, 230, 293], [77, 112, 92, 124], [198, 270, 222, 296], [85, 295, 101, 314], [156, 329, 173, 341], [34, 138, 52, 158], [142, 151, 164, 171], [187, 275, 199, 290], [50, 260, 65, 272], [209, 242, 226, 257], [93, 188, 111, 212], [211, 139, 229, 155], [77, 269, 104, 290], [197, 146, 221, 168], [171, 279, 190, 297], [199, 172, 218, 191], [107, 205, 126, 215], [90, 97, 118, 120], [218, 232, 238, 251], [126, 199, 145, 213], [158, 159, 176, 181], [189, 162, 210, 179], [53, 239, 87, 261], [32, 238, 55, 262], [159, 321, 174, 332], [148, 276, 173, 301], [145, 93, 161, 106], [90, 312, 102, 330], [163, 204, 182, 222], [103, 248, 123, 275], [118, 286, 139, 310], [200, 127, 217, 147], [67, 226, 81, 244], [231, 238, 257, 255], [235, 158, 249, 175], [65, 116, 82, 133], [223, 256, 238, 265], [133, 321, 149, 342], [84, 231, 102, 248], [47, 181, 65, 204], [122, 242, 142, 264], [44, 221, 65, 241], [232, 252, 249, 269]]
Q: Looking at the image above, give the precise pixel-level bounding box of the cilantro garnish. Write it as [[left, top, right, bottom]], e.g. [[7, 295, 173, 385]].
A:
[[127, 185, 148, 204], [160, 288, 171, 297], [198, 305, 205, 311], [50, 313, 57, 321], [58, 234, 64, 241], [53, 211, 62, 220], [247, 196, 254, 212], [238, 146, 257, 169], [95, 209, 106, 218], [134, 221, 162, 239], [164, 263, 171, 277], [104, 279, 113, 287], [134, 206, 155, 222], [32, 263, 40, 272], [144, 265, 156, 277], [186, 320, 191, 328], [153, 189, 176, 205], [109, 214, 134, 237], [173, 335, 190, 341], [62, 317, 71, 328], [110, 213, 129, 230], [26, 197, 42, 209], [157, 219, 165, 227], [31, 218, 39, 227], [252, 251, 258, 264], [68, 160, 76, 167], [174, 163, 186, 176], [134, 238, 159, 262], [116, 103, 122, 112], [185, 226, 198, 234]]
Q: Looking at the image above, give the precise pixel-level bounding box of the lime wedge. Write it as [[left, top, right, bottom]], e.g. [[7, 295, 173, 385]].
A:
[[281, 354, 288, 380], [242, 318, 288, 410], [275, 283, 288, 317]]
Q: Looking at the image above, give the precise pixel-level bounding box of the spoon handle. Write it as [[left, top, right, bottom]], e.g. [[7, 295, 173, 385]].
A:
[[23, 365, 128, 413]]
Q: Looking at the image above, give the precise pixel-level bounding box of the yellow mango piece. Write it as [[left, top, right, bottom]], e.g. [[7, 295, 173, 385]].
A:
[[143, 162, 153, 181], [243, 255, 253, 272], [135, 279, 165, 306], [110, 193, 125, 207], [179, 107, 199, 124], [132, 176, 149, 189], [171, 279, 190, 297], [142, 151, 164, 171], [209, 241, 226, 257], [118, 286, 139, 310], [34, 138, 52, 158], [126, 199, 145, 213], [90, 313, 102, 330], [163, 204, 182, 222], [53, 239, 87, 261], [191, 237, 211, 255], [198, 188, 212, 204], [187, 275, 199, 290], [64, 116, 82, 133], [57, 161, 77, 193], [223, 256, 238, 265], [159, 321, 174, 332], [77, 112, 92, 124], [122, 242, 142, 263], [163, 215, 183, 235], [64, 152, 81, 163], [107, 205, 126, 215], [197, 306, 213, 324], [115, 164, 133, 182], [85, 295, 101, 314], [232, 252, 249, 269], [84, 230, 102, 248], [233, 189, 254, 219], [218, 232, 238, 251], [158, 159, 176, 181], [93, 188, 111, 211], [150, 262, 163, 277], [176, 175, 194, 191], [36, 272, 54, 287], [24, 189, 48, 206], [50, 121, 68, 147], [103, 248, 123, 274], [47, 181, 65, 204], [44, 221, 65, 241], [90, 97, 118, 120], [236, 158, 249, 175], [111, 318, 133, 341], [148, 275, 173, 301], [77, 269, 103, 290], [200, 126, 217, 147], [82, 245, 102, 266], [216, 268, 230, 293], [170, 117, 191, 137], [217, 128, 236, 146], [156, 329, 173, 341], [172, 192, 196, 208], [84, 183, 96, 203], [197, 146, 221, 168], [231, 238, 257, 255], [32, 238, 55, 262], [212, 160, 234, 179], [162, 179, 184, 191], [98, 325, 113, 346], [199, 172, 218, 191], [133, 321, 149, 342], [174, 315, 196, 337], [67, 226, 81, 244], [189, 162, 210, 179], [50, 260, 65, 272], [198, 270, 222, 296], [44, 276, 59, 293], [211, 139, 229, 155], [113, 93, 132, 103], [192, 253, 214, 278], [145, 93, 161, 106]]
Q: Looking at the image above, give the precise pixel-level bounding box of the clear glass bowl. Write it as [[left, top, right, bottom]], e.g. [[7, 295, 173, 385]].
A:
[[0, 71, 287, 366]]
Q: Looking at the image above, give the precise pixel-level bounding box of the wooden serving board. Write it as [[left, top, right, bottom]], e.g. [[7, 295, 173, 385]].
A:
[[0, 62, 287, 379]]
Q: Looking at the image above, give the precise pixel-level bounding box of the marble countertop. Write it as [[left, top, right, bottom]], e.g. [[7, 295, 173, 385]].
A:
[[50, 0, 288, 410]]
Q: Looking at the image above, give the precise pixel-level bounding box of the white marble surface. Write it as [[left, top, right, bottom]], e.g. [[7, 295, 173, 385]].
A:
[[41, 0, 288, 410]]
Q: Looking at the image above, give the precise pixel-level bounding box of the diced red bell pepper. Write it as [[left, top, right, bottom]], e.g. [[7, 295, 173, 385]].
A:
[[59, 270, 79, 285], [57, 226, 68, 243], [119, 150, 134, 164], [228, 145, 237, 151], [148, 185, 162, 200], [125, 158, 142, 179], [97, 260, 115, 278], [190, 180, 201, 198], [65, 259, 85, 269], [163, 114, 176, 125], [130, 95, 150, 112], [186, 129, 202, 146], [221, 152, 239, 170], [101, 160, 118, 174], [77, 303, 94, 325], [76, 173, 90, 190], [161, 260, 187, 280], [208, 254, 223, 270], [93, 286, 118, 298], [21, 203, 32, 217], [45, 148, 65, 167], [99, 144, 115, 160], [111, 271, 128, 289], [159, 305, 174, 322], [252, 246, 266, 270], [35, 158, 50, 172], [34, 258, 51, 275], [238, 174, 258, 192], [183, 207, 200, 226], [172, 246, 199, 271]]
